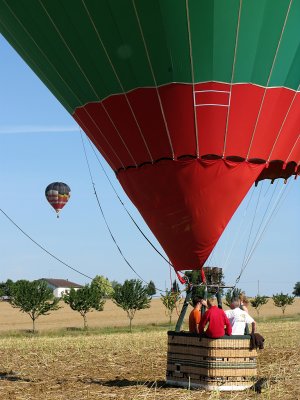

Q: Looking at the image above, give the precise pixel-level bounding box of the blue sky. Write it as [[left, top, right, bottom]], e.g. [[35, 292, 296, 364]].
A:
[[0, 35, 298, 296]]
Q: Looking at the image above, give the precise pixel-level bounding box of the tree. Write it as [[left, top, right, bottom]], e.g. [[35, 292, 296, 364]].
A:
[[250, 295, 268, 316], [10, 280, 60, 333], [0, 279, 14, 298], [91, 275, 114, 298], [292, 282, 300, 297], [63, 284, 105, 329], [184, 270, 207, 302], [161, 289, 181, 326], [112, 279, 151, 332], [272, 293, 295, 314], [185, 268, 225, 302], [111, 280, 120, 290], [147, 280, 156, 297], [224, 288, 243, 308]]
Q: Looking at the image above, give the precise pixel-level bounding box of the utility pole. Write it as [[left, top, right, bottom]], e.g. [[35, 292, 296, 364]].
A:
[[257, 280, 260, 295]]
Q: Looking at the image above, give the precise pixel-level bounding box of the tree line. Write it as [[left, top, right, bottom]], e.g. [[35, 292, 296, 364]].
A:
[[0, 278, 298, 333], [0, 277, 156, 333], [224, 288, 295, 316]]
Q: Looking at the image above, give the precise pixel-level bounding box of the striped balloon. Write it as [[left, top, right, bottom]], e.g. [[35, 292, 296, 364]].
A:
[[45, 182, 71, 217]]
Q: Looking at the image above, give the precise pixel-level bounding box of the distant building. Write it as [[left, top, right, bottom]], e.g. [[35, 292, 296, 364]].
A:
[[41, 278, 83, 298]]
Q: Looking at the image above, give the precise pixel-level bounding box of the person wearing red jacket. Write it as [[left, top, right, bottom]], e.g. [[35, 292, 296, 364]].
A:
[[198, 297, 232, 338]]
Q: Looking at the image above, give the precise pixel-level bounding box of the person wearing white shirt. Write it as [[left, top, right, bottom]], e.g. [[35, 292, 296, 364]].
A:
[[225, 299, 256, 335]]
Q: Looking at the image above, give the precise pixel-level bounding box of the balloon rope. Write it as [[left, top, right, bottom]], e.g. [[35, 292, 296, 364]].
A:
[[83, 0, 154, 164], [243, 180, 290, 269], [86, 135, 173, 267], [0, 208, 93, 281], [233, 182, 265, 288], [240, 181, 264, 270], [132, 0, 175, 159], [246, 0, 292, 160], [80, 131, 166, 293], [223, 0, 242, 156], [222, 186, 256, 273], [185, 0, 199, 156], [245, 181, 279, 261], [233, 180, 289, 289]]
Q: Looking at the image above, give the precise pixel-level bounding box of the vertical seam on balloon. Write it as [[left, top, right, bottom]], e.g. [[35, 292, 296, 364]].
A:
[[100, 101, 140, 167], [3, 0, 124, 169], [267, 88, 300, 163], [75, 110, 125, 169], [223, 0, 243, 158], [74, 114, 119, 170], [285, 134, 300, 164], [246, 0, 293, 161], [185, 0, 199, 158], [39, 1, 98, 100], [82, 0, 153, 166], [1, 1, 76, 113], [132, 0, 175, 160], [39, 0, 138, 168]]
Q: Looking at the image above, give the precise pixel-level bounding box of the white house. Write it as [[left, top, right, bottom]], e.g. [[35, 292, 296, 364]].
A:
[[42, 278, 83, 298]]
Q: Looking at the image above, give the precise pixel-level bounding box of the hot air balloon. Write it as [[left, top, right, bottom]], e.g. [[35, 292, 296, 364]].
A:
[[0, 0, 299, 390], [45, 182, 71, 217], [0, 0, 298, 274]]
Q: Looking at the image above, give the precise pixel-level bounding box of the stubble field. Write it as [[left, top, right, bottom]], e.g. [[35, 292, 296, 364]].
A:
[[0, 299, 299, 400]]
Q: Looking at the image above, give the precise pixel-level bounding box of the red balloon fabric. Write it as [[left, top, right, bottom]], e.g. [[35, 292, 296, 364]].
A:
[[118, 158, 264, 271]]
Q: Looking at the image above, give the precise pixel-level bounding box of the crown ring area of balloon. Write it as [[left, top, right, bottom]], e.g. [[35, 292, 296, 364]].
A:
[[2, 1, 299, 272], [45, 182, 71, 218]]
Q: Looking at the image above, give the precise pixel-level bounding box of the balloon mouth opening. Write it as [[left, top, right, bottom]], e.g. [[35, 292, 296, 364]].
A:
[[116, 156, 299, 181]]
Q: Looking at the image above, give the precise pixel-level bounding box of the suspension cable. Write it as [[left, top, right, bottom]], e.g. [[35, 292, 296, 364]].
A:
[[80, 131, 166, 293], [222, 185, 256, 272], [243, 180, 290, 268], [233, 180, 289, 289], [244, 181, 279, 263], [86, 136, 173, 266], [240, 181, 264, 270], [0, 208, 93, 281]]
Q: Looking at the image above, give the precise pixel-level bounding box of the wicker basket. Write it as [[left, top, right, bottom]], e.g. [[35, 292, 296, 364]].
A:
[[166, 331, 257, 391]]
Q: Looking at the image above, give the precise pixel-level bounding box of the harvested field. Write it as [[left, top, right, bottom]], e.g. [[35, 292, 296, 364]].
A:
[[0, 320, 299, 399], [0, 299, 299, 399]]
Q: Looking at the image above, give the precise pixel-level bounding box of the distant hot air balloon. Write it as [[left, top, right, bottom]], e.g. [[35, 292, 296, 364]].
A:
[[1, 0, 299, 272], [45, 182, 71, 218]]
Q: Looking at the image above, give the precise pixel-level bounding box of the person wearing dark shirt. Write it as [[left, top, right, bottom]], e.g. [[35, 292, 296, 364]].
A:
[[198, 297, 232, 338]]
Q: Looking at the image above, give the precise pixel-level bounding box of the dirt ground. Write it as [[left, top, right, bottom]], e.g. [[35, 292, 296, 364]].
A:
[[0, 320, 299, 400], [0, 297, 299, 332], [0, 298, 299, 399]]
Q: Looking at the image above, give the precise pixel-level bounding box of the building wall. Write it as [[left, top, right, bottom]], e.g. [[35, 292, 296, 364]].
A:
[[53, 287, 80, 298]]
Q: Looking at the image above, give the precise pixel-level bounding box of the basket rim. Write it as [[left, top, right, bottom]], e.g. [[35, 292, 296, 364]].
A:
[[167, 331, 251, 340]]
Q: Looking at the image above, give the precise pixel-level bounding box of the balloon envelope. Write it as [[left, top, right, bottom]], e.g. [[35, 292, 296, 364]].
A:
[[1, 0, 299, 270], [45, 182, 71, 216]]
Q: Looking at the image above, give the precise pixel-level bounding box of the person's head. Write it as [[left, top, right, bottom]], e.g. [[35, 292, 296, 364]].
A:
[[242, 297, 249, 306], [230, 298, 241, 309], [207, 297, 216, 308], [239, 293, 249, 306], [192, 297, 203, 307]]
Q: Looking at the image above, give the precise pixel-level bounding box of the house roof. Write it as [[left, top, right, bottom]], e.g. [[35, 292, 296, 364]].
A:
[[42, 278, 83, 289]]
